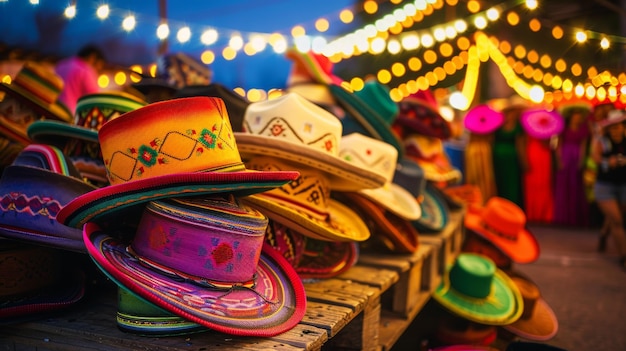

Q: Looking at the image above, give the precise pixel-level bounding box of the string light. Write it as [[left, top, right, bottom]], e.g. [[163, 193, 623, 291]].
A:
[[201, 29, 219, 46], [121, 15, 136, 31], [96, 4, 110, 19], [177, 26, 191, 43], [156, 23, 170, 40], [64, 4, 77, 19]]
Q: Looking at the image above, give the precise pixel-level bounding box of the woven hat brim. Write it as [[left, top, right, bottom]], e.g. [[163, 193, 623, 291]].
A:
[[520, 112, 564, 140], [0, 267, 85, 320], [504, 298, 558, 341], [360, 182, 422, 221], [0, 165, 98, 252], [28, 120, 98, 146], [464, 117, 504, 135], [0, 117, 32, 145], [341, 192, 420, 253], [412, 183, 450, 233], [464, 213, 540, 264], [116, 288, 206, 337], [242, 194, 371, 242], [433, 269, 524, 325], [84, 223, 307, 337], [57, 170, 300, 228], [297, 242, 359, 280], [0, 83, 71, 122], [235, 133, 386, 192]]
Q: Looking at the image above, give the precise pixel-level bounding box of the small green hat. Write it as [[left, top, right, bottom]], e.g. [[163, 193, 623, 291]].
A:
[[433, 253, 523, 325]]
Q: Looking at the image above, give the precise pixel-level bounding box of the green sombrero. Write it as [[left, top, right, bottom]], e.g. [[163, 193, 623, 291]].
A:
[[433, 253, 524, 326]]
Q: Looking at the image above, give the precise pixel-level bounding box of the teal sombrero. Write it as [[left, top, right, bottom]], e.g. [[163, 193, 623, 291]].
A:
[[284, 49, 404, 156], [28, 91, 147, 145], [56, 97, 299, 229], [27, 91, 148, 185]]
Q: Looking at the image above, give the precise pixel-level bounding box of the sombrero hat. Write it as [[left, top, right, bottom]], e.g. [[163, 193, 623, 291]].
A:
[[56, 97, 300, 229], [433, 310, 499, 348], [355, 80, 400, 122], [264, 219, 358, 280], [116, 287, 206, 336], [463, 104, 504, 135], [83, 195, 306, 337], [27, 91, 147, 185], [235, 92, 385, 192], [464, 197, 540, 264], [393, 157, 450, 233], [461, 230, 513, 271], [598, 108, 626, 129], [503, 272, 559, 341], [0, 240, 85, 321], [404, 134, 463, 185], [284, 49, 404, 156], [242, 156, 372, 242], [557, 100, 592, 119], [0, 62, 72, 124], [0, 144, 97, 252], [339, 133, 421, 221], [28, 91, 147, 145], [335, 191, 420, 253], [433, 253, 523, 326], [174, 83, 250, 132], [394, 89, 452, 140], [520, 109, 564, 140], [0, 64, 71, 148]]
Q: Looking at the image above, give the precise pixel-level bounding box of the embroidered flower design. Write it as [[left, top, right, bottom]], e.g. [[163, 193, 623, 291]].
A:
[[199, 128, 217, 149], [137, 145, 158, 166], [270, 123, 285, 136]]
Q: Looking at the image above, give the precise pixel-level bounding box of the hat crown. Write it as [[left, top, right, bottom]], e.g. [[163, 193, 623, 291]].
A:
[[354, 81, 398, 124], [449, 253, 496, 298], [12, 62, 63, 105], [393, 157, 426, 198], [98, 97, 244, 185], [511, 276, 540, 320], [242, 93, 342, 157], [246, 157, 331, 221], [339, 133, 398, 183], [482, 197, 526, 239], [74, 92, 147, 131], [131, 196, 268, 283]]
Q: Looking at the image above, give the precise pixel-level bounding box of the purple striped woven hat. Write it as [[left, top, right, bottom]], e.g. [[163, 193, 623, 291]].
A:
[[84, 195, 306, 337]]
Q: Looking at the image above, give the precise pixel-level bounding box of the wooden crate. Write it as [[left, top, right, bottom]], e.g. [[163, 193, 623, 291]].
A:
[[0, 210, 466, 351], [358, 244, 434, 317], [418, 208, 465, 293]]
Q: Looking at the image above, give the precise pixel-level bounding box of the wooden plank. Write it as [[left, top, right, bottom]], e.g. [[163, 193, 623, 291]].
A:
[[357, 239, 436, 317], [336, 265, 399, 292], [325, 300, 381, 351], [299, 301, 353, 338]]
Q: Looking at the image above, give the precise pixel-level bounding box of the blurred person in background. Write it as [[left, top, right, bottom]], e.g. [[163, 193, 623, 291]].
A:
[[55, 44, 105, 114]]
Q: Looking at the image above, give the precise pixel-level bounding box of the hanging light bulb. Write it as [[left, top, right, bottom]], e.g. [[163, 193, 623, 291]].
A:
[[600, 37, 610, 49], [64, 4, 77, 19], [96, 4, 110, 19], [122, 15, 136, 32]]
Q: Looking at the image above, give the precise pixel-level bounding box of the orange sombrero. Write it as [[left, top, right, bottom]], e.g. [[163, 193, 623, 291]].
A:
[[464, 197, 540, 264]]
